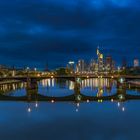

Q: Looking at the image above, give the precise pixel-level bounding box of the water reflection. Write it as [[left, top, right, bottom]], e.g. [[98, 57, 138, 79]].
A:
[[40, 78, 116, 97], [0, 78, 140, 99], [0, 82, 26, 96], [0, 78, 140, 140], [81, 78, 116, 97], [1, 101, 140, 140], [117, 102, 126, 112], [81, 78, 113, 89], [42, 78, 54, 87], [39, 78, 74, 97]]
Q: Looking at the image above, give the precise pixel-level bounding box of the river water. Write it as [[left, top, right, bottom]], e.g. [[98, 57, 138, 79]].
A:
[[0, 78, 140, 140]]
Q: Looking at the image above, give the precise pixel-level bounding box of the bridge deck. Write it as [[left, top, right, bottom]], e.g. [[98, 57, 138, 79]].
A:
[[0, 75, 140, 81]]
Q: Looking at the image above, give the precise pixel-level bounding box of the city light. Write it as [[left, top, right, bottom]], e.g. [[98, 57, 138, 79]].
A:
[[37, 74, 41, 77], [51, 100, 54, 103], [51, 76, 54, 79], [35, 102, 38, 108], [28, 107, 31, 113], [98, 99, 103, 103], [77, 103, 80, 107], [118, 102, 120, 107], [122, 107, 125, 112], [120, 78, 124, 83], [26, 67, 30, 70], [69, 61, 74, 64], [0, 1, 139, 138], [76, 108, 79, 112], [87, 99, 90, 103], [76, 95, 82, 101], [118, 94, 125, 100]]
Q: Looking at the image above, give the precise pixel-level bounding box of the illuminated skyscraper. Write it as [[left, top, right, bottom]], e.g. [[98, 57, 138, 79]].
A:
[[74, 46, 115, 74], [97, 47, 104, 72], [68, 61, 75, 72], [134, 59, 139, 67], [76, 59, 85, 72], [89, 59, 96, 71], [105, 56, 112, 72]]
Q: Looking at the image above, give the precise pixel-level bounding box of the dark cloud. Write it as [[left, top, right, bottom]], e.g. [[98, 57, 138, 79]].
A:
[[0, 0, 140, 68]]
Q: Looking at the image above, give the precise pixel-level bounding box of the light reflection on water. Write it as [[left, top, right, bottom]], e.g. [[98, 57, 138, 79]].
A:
[[0, 101, 140, 140], [38, 78, 117, 97], [0, 78, 140, 97], [81, 78, 117, 96], [0, 79, 139, 139], [38, 79, 74, 97]]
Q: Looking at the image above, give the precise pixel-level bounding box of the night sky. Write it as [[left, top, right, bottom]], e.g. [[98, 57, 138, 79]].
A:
[[0, 0, 140, 69]]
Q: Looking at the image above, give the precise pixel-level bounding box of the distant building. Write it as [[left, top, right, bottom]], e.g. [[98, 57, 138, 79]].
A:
[[122, 57, 127, 69], [89, 59, 96, 72], [134, 59, 139, 67], [72, 46, 116, 74], [105, 56, 112, 72], [68, 61, 75, 72], [76, 59, 85, 72], [97, 47, 104, 72], [111, 60, 115, 72]]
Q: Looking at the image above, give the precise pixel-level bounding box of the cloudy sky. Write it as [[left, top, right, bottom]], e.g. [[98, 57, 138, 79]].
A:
[[0, 0, 140, 69]]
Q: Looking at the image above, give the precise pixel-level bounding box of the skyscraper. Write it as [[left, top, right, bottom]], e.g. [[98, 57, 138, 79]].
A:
[[89, 59, 96, 72], [76, 59, 85, 72], [97, 47, 104, 72], [105, 56, 112, 72], [134, 59, 139, 67], [68, 61, 75, 72]]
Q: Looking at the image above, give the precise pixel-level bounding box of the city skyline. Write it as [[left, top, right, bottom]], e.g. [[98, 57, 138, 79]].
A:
[[0, 1, 140, 140], [0, 46, 139, 71], [0, 0, 139, 68]]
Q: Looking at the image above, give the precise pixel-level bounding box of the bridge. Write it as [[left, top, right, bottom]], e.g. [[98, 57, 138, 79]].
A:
[[0, 74, 140, 82], [0, 78, 140, 103]]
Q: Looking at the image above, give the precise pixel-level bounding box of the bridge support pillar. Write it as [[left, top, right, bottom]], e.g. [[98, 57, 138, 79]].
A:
[[26, 78, 38, 101], [74, 79, 82, 102], [116, 77, 126, 101]]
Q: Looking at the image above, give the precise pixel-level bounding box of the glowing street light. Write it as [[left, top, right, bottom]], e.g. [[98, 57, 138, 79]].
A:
[[87, 76, 89, 78], [51, 76, 54, 79], [51, 100, 54, 103]]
